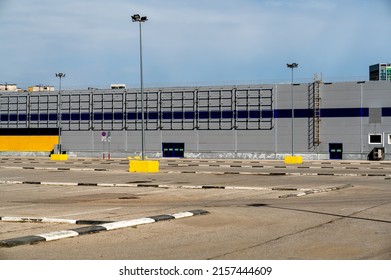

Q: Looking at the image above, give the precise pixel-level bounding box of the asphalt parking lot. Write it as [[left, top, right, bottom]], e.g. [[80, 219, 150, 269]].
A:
[[0, 157, 390, 259]]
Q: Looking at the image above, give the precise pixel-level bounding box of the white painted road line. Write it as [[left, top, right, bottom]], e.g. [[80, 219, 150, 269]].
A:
[[171, 212, 193, 219], [38, 230, 79, 241], [101, 218, 155, 231], [0, 216, 78, 224]]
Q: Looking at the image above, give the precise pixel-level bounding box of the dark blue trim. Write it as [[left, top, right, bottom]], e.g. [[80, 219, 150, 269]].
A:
[[321, 108, 368, 118], [62, 113, 70, 121], [174, 111, 184, 119], [184, 111, 195, 119], [274, 109, 312, 118], [93, 112, 103, 120], [274, 108, 370, 118], [0, 107, 389, 124], [49, 113, 58, 121], [0, 128, 58, 136], [222, 111, 233, 118]]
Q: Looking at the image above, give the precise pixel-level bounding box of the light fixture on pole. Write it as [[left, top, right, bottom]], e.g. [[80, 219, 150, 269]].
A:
[[55, 72, 66, 154], [132, 14, 148, 160], [286, 63, 298, 157]]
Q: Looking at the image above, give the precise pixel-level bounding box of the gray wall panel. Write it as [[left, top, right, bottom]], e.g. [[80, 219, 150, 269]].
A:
[[2, 81, 391, 159]]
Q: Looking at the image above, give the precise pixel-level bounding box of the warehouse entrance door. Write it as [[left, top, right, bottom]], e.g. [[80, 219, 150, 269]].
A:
[[162, 143, 185, 158], [329, 143, 343, 160]]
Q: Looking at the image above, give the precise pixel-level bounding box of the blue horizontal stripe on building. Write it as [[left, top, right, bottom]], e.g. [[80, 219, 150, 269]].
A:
[[1, 108, 390, 122]]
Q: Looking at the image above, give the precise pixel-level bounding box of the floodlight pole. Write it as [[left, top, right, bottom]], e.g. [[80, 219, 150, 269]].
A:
[[132, 14, 148, 160], [55, 72, 66, 154], [287, 63, 298, 156]]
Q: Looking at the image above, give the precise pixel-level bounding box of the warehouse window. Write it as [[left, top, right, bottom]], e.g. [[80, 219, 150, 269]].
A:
[[368, 134, 382, 144], [388, 134, 391, 145]]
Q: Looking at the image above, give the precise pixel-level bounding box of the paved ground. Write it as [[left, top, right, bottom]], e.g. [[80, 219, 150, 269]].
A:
[[0, 157, 390, 259]]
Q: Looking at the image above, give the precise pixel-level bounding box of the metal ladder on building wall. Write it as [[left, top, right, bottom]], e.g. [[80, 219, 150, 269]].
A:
[[308, 74, 322, 150]]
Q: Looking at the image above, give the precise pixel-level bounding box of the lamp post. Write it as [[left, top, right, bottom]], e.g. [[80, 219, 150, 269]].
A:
[[132, 14, 148, 160], [286, 63, 298, 156], [55, 72, 66, 154]]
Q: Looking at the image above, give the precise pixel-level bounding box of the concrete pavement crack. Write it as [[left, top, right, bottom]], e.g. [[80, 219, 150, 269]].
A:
[[207, 201, 391, 260]]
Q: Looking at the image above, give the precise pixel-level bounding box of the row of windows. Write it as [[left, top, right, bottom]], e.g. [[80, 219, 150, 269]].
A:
[[0, 88, 274, 130]]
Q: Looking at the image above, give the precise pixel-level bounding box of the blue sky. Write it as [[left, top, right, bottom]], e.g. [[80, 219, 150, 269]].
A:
[[0, 0, 390, 89]]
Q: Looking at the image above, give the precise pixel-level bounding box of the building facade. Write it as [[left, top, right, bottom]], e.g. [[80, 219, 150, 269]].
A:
[[27, 85, 55, 92], [370, 63, 391, 81], [0, 83, 19, 92], [0, 80, 390, 160]]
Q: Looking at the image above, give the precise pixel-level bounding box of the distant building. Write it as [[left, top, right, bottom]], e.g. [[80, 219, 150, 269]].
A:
[[28, 85, 55, 92], [0, 83, 19, 92], [369, 63, 391, 81], [111, 84, 126, 90]]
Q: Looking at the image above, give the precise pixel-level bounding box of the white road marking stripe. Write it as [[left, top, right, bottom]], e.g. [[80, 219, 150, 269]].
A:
[[1, 216, 78, 224], [0, 180, 23, 184], [42, 218, 77, 224], [38, 230, 79, 241], [1, 217, 31, 222], [97, 183, 138, 187], [41, 182, 78, 186], [171, 212, 193, 219], [101, 218, 155, 230], [180, 185, 203, 189]]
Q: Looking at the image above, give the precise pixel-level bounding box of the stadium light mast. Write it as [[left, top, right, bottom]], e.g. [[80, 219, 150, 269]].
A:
[[132, 14, 148, 160], [286, 63, 298, 156], [55, 72, 66, 154]]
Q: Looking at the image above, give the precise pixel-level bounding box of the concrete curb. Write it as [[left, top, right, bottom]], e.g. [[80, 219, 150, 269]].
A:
[[166, 170, 390, 177], [0, 216, 114, 225], [0, 210, 209, 248], [0, 165, 390, 177], [0, 179, 335, 191], [0, 166, 109, 172], [0, 179, 355, 196], [278, 184, 353, 198]]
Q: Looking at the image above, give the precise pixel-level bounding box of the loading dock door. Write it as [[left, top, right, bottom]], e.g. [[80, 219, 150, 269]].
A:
[[162, 143, 185, 158], [329, 143, 343, 160]]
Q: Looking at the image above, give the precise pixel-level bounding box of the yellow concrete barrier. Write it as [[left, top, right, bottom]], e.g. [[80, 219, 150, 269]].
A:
[[284, 155, 303, 165], [50, 154, 68, 161], [129, 160, 159, 173]]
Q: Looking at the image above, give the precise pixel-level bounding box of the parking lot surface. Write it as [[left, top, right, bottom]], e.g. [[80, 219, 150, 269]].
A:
[[0, 157, 390, 259]]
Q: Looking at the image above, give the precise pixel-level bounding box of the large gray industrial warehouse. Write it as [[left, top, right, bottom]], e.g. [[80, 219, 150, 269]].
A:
[[0, 79, 390, 160]]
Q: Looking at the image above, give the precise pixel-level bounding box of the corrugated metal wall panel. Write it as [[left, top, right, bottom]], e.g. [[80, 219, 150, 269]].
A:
[[1, 81, 391, 158]]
